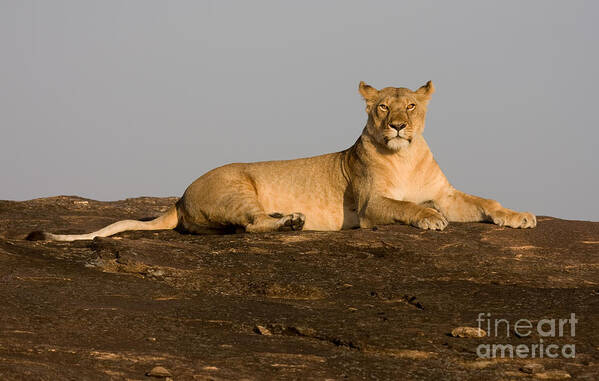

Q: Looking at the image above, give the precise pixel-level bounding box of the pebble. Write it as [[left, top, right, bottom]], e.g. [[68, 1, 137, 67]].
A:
[[146, 366, 172, 378], [289, 326, 316, 336], [520, 363, 544, 374], [450, 327, 486, 338], [148, 269, 165, 277], [254, 325, 272, 336]]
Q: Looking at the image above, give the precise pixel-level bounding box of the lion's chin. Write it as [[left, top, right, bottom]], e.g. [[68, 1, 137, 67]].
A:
[[386, 137, 411, 151]]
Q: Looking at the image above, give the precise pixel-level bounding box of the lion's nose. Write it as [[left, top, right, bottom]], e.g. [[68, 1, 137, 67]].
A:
[[389, 122, 407, 132]]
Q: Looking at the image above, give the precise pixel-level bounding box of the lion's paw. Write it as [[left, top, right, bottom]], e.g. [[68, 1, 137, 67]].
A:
[[280, 212, 306, 231], [491, 210, 536, 229], [412, 208, 448, 231]]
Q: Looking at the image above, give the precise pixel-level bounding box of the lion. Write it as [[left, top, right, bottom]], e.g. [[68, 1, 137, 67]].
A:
[[28, 81, 536, 242]]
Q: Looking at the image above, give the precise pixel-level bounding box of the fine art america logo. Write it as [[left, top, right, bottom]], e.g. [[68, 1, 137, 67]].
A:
[[476, 313, 577, 359]]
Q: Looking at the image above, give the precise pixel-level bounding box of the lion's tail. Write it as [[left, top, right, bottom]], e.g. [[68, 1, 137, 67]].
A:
[[26, 205, 179, 242]]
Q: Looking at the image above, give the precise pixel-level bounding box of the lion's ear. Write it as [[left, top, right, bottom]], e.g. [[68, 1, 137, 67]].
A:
[[415, 80, 435, 99], [359, 81, 379, 112], [359, 81, 379, 102]]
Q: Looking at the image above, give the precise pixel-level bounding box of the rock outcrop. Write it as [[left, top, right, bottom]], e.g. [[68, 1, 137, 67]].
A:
[[1, 196, 598, 380]]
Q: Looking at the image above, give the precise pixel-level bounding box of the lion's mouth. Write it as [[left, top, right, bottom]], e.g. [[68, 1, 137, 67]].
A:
[[384, 135, 412, 144]]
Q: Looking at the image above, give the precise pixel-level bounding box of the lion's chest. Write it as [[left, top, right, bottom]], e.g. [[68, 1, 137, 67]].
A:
[[386, 181, 434, 204], [380, 165, 445, 204]]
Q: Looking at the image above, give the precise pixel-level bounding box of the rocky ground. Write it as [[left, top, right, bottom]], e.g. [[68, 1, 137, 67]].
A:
[[0, 196, 598, 380]]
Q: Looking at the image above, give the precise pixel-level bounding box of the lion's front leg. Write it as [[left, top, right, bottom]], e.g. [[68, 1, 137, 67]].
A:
[[359, 196, 448, 230], [436, 189, 536, 228]]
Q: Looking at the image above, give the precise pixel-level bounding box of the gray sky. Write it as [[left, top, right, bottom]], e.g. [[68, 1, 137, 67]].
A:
[[1, 0, 598, 221]]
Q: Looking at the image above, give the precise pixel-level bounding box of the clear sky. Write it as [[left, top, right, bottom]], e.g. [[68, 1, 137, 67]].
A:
[[1, 1, 597, 221]]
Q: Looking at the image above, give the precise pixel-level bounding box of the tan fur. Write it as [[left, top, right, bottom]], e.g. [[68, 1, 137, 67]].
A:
[[34, 81, 536, 241]]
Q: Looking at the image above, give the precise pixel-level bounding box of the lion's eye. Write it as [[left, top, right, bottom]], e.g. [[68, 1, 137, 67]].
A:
[[407, 103, 416, 111], [378, 104, 388, 112]]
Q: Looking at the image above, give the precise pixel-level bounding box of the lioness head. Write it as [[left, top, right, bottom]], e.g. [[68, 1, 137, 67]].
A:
[[359, 81, 435, 151]]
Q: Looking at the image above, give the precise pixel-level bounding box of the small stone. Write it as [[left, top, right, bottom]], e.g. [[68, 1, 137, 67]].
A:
[[288, 326, 316, 336], [146, 366, 172, 378], [146, 337, 157, 342], [254, 325, 272, 336], [450, 327, 486, 338], [520, 363, 545, 374], [148, 269, 165, 277], [534, 370, 571, 379]]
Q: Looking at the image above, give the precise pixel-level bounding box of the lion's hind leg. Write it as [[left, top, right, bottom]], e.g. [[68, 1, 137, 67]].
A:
[[245, 212, 306, 233], [181, 176, 306, 233]]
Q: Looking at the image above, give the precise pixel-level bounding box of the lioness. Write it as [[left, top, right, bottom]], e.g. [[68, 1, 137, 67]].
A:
[[29, 81, 536, 241]]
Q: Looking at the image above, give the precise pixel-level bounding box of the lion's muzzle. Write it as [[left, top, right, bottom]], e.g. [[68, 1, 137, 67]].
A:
[[388, 122, 407, 132]]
